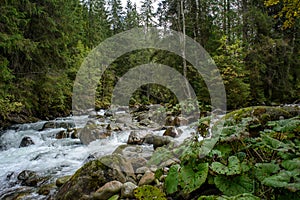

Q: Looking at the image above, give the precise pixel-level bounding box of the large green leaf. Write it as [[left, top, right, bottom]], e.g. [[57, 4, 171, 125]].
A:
[[211, 156, 241, 175], [214, 175, 254, 196], [262, 170, 300, 191], [179, 163, 209, 194], [164, 164, 180, 194], [281, 158, 300, 171], [261, 134, 288, 150], [254, 163, 280, 182]]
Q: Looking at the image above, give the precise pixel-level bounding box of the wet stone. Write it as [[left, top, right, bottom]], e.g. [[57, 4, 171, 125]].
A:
[[19, 136, 34, 148]]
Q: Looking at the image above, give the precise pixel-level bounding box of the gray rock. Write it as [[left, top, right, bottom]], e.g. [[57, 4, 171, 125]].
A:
[[79, 120, 111, 145], [138, 171, 155, 186], [136, 166, 150, 174], [55, 154, 135, 200], [153, 135, 172, 149], [165, 116, 175, 126], [127, 131, 149, 145], [93, 181, 123, 200], [121, 182, 137, 198], [173, 116, 189, 126], [163, 126, 183, 138]]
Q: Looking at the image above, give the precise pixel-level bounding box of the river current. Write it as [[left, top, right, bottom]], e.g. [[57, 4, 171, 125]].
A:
[[0, 112, 195, 198]]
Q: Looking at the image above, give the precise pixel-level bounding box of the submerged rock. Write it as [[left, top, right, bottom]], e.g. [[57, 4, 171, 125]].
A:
[[19, 136, 34, 148], [17, 170, 40, 187]]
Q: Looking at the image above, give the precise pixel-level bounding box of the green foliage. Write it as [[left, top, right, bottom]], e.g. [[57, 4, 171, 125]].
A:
[[198, 193, 260, 200], [165, 163, 208, 195], [163, 106, 300, 199], [265, 0, 300, 29], [214, 175, 254, 196], [165, 164, 180, 194], [179, 163, 209, 194], [213, 36, 250, 109], [0, 94, 23, 119], [134, 185, 167, 200], [211, 156, 242, 176], [108, 195, 119, 200]]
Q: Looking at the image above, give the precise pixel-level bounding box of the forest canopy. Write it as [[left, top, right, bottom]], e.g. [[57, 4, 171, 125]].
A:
[[0, 0, 299, 123]]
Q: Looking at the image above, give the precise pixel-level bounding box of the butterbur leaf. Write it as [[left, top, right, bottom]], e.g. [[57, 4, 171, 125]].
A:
[[227, 156, 241, 175], [281, 158, 300, 171], [262, 171, 290, 188], [179, 163, 209, 194], [211, 162, 228, 175], [165, 164, 180, 194], [241, 161, 251, 173], [211, 156, 241, 175], [262, 170, 300, 191], [262, 134, 287, 150], [255, 163, 280, 182], [214, 175, 254, 196]]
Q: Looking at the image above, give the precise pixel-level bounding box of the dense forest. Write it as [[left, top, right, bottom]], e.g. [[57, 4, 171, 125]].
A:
[[0, 0, 299, 125]]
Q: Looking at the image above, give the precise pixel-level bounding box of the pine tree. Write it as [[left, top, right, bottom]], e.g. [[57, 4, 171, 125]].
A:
[[108, 0, 124, 34], [124, 0, 140, 30], [140, 0, 156, 31]]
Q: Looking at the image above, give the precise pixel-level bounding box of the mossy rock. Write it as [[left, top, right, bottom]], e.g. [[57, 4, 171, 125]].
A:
[[38, 183, 56, 195], [55, 154, 134, 200], [55, 160, 112, 200], [223, 106, 298, 123], [56, 175, 71, 187], [213, 106, 300, 140]]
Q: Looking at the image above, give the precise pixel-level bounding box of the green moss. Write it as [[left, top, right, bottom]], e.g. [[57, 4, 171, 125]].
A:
[[134, 185, 167, 200]]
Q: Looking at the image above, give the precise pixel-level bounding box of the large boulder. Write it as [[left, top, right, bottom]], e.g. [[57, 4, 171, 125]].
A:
[[55, 154, 135, 200], [127, 131, 151, 145], [113, 145, 153, 171], [79, 120, 111, 145]]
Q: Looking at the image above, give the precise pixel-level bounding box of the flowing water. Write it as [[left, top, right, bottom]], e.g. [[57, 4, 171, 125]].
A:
[[0, 113, 197, 198]]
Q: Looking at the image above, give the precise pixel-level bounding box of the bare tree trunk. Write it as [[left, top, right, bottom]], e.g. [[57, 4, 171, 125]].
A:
[[180, 0, 191, 98]]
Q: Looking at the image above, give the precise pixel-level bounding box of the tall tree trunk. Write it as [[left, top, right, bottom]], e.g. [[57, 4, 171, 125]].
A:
[[180, 0, 191, 98]]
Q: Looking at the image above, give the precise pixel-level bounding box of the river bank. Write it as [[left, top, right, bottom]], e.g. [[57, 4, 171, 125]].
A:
[[0, 105, 299, 199]]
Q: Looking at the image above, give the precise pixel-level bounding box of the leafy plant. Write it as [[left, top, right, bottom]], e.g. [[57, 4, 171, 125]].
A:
[[165, 163, 208, 195], [214, 175, 254, 196]]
